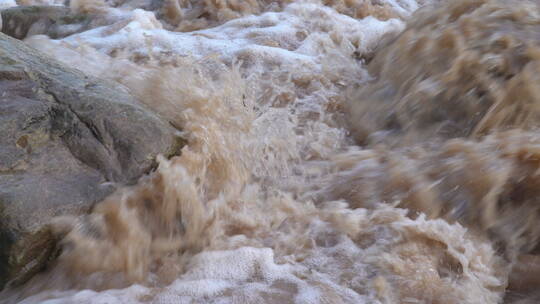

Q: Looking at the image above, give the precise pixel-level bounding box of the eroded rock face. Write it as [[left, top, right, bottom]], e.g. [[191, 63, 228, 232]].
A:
[[0, 32, 183, 289]]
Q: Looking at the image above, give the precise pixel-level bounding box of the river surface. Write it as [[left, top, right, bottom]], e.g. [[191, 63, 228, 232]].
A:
[[3, 0, 540, 303]]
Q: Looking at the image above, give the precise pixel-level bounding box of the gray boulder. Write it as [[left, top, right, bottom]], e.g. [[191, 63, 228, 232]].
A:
[[0, 33, 183, 289]]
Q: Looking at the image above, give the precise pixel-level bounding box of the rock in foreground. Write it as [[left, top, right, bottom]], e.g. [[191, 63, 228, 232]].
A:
[[0, 32, 183, 289]]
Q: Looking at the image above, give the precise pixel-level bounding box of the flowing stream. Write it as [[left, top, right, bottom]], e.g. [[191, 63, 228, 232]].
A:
[[3, 0, 540, 303]]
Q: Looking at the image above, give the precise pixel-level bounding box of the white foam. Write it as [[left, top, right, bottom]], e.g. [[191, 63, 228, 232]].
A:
[[183, 247, 292, 281], [29, 2, 404, 75]]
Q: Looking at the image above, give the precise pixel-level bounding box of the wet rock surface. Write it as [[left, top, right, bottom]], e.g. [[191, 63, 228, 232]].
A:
[[0, 32, 183, 289]]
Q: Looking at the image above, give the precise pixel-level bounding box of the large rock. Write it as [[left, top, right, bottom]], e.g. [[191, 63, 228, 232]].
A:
[[0, 33, 183, 289]]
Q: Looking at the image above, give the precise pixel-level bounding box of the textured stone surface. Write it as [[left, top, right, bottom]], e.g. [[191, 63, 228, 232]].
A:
[[0, 32, 183, 289]]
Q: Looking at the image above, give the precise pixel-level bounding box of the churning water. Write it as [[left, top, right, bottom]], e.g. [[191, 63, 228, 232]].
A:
[[3, 0, 540, 303]]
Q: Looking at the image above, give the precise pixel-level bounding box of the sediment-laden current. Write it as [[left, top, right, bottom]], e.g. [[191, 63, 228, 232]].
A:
[[2, 0, 540, 303]]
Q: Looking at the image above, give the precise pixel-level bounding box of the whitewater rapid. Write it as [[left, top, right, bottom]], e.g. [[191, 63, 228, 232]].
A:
[[3, 0, 540, 303]]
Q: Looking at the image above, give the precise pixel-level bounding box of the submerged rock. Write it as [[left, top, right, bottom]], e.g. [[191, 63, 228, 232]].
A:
[[0, 33, 183, 289], [0, 5, 90, 39]]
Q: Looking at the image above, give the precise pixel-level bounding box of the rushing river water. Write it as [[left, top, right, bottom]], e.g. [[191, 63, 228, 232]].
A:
[[3, 0, 540, 303]]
